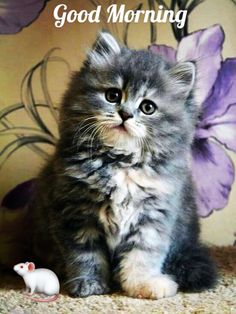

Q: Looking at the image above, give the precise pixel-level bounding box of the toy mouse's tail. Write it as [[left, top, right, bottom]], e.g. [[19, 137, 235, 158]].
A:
[[26, 294, 59, 302]]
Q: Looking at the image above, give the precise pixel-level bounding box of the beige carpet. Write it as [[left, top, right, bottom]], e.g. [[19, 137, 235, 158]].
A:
[[0, 247, 235, 314]]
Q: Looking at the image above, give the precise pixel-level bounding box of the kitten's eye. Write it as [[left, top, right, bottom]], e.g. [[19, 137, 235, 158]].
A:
[[105, 88, 122, 103], [139, 100, 157, 115]]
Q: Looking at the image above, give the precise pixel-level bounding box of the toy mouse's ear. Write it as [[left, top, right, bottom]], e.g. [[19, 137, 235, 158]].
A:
[[28, 262, 35, 272]]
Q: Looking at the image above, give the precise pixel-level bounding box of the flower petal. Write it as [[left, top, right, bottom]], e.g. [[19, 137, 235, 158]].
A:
[[206, 103, 236, 152], [202, 58, 236, 121], [177, 25, 224, 105], [191, 139, 234, 217], [1, 179, 37, 209], [149, 44, 177, 63], [0, 0, 46, 34]]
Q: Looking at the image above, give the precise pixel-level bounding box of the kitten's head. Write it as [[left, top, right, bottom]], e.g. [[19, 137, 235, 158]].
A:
[[60, 32, 198, 159]]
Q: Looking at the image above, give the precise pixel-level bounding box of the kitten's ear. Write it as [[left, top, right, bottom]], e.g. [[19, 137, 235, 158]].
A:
[[168, 62, 196, 97], [88, 31, 121, 67]]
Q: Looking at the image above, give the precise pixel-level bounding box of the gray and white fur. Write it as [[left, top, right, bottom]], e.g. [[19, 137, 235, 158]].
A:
[[32, 32, 217, 299]]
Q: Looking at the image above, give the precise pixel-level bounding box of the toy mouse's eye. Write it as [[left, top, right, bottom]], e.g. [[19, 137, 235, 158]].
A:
[[20, 266, 23, 268], [105, 88, 122, 103]]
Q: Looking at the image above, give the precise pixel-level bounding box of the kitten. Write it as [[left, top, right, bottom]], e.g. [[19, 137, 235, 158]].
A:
[[32, 32, 217, 299]]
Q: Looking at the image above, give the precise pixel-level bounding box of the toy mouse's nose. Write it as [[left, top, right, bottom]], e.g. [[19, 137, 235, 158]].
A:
[[118, 110, 133, 121]]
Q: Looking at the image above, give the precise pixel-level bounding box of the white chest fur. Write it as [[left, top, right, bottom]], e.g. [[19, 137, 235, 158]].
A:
[[99, 167, 172, 249]]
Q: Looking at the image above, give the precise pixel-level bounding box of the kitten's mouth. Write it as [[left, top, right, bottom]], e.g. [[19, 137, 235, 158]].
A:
[[112, 123, 127, 133]]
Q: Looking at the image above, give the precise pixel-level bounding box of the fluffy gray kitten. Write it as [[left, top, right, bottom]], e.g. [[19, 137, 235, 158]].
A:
[[33, 32, 217, 299]]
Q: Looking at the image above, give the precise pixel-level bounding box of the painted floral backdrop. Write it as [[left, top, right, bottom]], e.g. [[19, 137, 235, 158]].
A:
[[0, 0, 236, 267]]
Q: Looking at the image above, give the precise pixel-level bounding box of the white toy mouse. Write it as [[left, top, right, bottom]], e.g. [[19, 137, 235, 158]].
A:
[[13, 262, 60, 302]]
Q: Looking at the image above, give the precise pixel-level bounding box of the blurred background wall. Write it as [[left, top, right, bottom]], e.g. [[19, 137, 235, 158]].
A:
[[0, 0, 235, 246]]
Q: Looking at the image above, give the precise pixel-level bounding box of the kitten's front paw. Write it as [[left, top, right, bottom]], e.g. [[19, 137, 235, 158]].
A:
[[68, 279, 110, 297], [124, 274, 178, 299]]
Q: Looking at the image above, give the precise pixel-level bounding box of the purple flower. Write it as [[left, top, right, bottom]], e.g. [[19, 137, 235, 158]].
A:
[[1, 179, 37, 209], [0, 0, 46, 34], [150, 25, 236, 217]]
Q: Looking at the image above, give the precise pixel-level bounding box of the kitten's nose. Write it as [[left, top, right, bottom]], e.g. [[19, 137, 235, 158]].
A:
[[118, 110, 133, 121]]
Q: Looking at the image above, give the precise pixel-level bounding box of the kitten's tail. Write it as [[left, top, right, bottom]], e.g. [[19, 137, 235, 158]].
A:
[[163, 244, 218, 292]]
